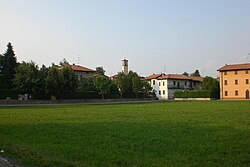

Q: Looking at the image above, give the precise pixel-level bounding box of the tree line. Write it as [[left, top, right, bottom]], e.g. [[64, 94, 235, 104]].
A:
[[0, 43, 152, 100]]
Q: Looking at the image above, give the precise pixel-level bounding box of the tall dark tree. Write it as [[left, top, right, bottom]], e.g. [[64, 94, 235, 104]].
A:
[[96, 67, 105, 75], [191, 70, 201, 77], [1, 43, 17, 89], [0, 54, 4, 89]]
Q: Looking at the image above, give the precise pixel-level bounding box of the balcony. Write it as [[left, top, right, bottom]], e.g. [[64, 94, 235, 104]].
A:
[[168, 85, 191, 89]]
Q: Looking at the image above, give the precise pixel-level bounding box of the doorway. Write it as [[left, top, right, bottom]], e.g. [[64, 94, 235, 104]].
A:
[[246, 90, 249, 99]]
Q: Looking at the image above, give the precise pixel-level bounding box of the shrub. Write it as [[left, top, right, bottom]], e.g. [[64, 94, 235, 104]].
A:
[[174, 90, 219, 99]]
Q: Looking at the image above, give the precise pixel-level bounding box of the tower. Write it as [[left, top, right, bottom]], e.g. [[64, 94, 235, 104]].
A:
[[122, 59, 128, 75]]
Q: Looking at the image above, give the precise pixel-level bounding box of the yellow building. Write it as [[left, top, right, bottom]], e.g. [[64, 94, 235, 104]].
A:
[[218, 63, 250, 100]]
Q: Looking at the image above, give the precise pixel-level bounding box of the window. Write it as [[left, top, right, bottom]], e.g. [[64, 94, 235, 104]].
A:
[[159, 82, 161, 86], [225, 91, 228, 96], [224, 71, 227, 75], [235, 71, 238, 75], [246, 70, 249, 74], [153, 80, 155, 85], [159, 90, 161, 95], [185, 81, 187, 85], [235, 90, 238, 96], [224, 80, 227, 85], [173, 81, 176, 85], [194, 82, 196, 86], [163, 82, 165, 86], [163, 90, 165, 95], [235, 80, 238, 85], [246, 79, 249, 84]]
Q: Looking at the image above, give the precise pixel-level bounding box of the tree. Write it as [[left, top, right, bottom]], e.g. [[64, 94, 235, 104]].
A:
[[0, 54, 4, 85], [114, 72, 128, 98], [96, 67, 105, 75], [59, 58, 69, 66], [141, 80, 152, 97], [36, 65, 49, 94], [183, 72, 189, 76], [1, 43, 17, 89], [93, 75, 110, 99], [46, 66, 63, 99], [61, 66, 78, 94], [14, 61, 39, 95], [201, 77, 219, 91], [191, 70, 201, 77], [78, 77, 96, 92]]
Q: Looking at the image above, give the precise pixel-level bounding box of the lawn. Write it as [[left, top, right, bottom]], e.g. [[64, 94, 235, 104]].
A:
[[0, 101, 250, 167]]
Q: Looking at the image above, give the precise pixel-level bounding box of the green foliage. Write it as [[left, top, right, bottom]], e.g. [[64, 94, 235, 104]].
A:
[[0, 43, 17, 89], [191, 69, 201, 77], [14, 61, 40, 94], [61, 66, 78, 93], [115, 72, 128, 94], [93, 75, 111, 99], [78, 77, 96, 92], [0, 101, 249, 166], [46, 65, 77, 98], [36, 65, 49, 94], [202, 76, 219, 91], [114, 71, 152, 98], [59, 58, 69, 66], [183, 72, 189, 76], [46, 66, 64, 98], [96, 67, 105, 75], [174, 90, 219, 99]]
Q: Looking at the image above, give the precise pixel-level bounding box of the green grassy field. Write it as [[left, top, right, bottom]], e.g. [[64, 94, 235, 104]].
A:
[[0, 101, 250, 167]]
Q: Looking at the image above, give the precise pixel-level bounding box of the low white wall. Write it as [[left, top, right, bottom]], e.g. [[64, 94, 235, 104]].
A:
[[175, 98, 213, 101]]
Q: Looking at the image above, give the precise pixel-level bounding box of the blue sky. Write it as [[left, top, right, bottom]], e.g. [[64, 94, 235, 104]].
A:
[[1, 0, 250, 77]]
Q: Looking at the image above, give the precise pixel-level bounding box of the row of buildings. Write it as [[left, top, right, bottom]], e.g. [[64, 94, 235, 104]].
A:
[[66, 59, 250, 100]]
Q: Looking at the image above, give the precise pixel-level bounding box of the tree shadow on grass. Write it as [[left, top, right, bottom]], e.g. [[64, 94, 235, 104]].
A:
[[0, 122, 249, 167]]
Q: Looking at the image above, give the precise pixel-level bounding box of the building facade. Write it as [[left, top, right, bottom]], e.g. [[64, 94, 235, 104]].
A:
[[69, 64, 96, 80], [146, 74, 203, 100], [218, 63, 250, 100]]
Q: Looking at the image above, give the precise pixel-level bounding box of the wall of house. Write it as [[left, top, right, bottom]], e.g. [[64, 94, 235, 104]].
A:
[[74, 71, 96, 80], [220, 70, 250, 99]]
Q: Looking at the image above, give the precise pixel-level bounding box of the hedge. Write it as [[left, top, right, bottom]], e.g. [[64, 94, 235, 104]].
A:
[[174, 90, 219, 99], [0, 89, 18, 100]]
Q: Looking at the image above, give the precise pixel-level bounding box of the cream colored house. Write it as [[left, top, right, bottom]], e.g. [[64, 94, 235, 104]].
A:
[[218, 63, 250, 100]]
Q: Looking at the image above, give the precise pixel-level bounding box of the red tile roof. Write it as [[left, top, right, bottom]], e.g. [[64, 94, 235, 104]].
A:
[[218, 63, 250, 71], [146, 73, 203, 82], [69, 65, 96, 72], [159, 74, 190, 80], [189, 76, 203, 82], [145, 73, 164, 80]]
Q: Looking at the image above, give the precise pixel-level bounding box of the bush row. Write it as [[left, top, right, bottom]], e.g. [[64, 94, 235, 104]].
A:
[[174, 90, 219, 99], [0, 90, 151, 100]]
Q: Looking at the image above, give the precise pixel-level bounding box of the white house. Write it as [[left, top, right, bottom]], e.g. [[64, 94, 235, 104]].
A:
[[146, 73, 203, 100]]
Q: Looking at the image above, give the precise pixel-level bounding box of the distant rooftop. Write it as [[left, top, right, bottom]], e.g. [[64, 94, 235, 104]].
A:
[[218, 63, 250, 71], [146, 73, 203, 82], [69, 64, 96, 72]]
